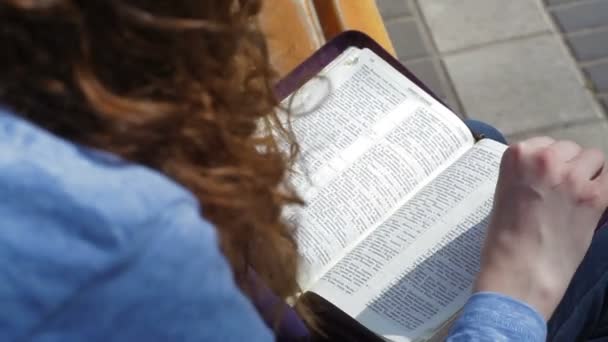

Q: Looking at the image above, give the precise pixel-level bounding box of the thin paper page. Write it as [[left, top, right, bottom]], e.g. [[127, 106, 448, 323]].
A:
[[311, 139, 507, 342], [294, 110, 473, 290], [281, 48, 471, 197], [287, 48, 475, 290], [281, 48, 408, 194]]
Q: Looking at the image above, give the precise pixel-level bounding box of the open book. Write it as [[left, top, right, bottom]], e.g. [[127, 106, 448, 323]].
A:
[[276, 33, 508, 342]]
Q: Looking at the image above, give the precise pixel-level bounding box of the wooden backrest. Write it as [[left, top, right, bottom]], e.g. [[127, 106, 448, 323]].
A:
[[259, 0, 394, 76]]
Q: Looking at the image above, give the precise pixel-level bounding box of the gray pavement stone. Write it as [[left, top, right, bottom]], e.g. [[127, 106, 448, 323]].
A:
[[377, 0, 412, 19], [443, 34, 601, 135], [542, 0, 608, 117], [509, 120, 608, 155], [550, 0, 608, 32], [380, 1, 464, 114], [404, 58, 446, 98], [600, 94, 608, 111], [567, 28, 608, 62], [418, 0, 550, 53], [386, 18, 429, 60], [545, 0, 578, 5], [584, 62, 608, 92]]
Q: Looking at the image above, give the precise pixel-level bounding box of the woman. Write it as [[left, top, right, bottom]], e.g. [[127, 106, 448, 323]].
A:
[[0, 1, 607, 341]]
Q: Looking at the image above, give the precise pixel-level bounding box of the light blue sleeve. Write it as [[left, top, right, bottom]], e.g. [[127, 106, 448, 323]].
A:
[[447, 292, 547, 341], [0, 111, 274, 342]]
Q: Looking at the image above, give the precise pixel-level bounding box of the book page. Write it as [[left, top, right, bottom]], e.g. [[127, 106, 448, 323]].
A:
[[285, 48, 474, 290], [280, 47, 404, 192], [310, 139, 507, 342]]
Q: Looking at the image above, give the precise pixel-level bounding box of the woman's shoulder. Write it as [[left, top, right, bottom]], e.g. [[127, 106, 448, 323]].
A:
[[0, 108, 220, 264], [0, 109, 199, 223], [0, 109, 273, 340], [0, 110, 272, 341]]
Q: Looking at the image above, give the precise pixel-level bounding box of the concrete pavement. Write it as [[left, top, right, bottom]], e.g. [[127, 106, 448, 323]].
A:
[[377, 0, 608, 153]]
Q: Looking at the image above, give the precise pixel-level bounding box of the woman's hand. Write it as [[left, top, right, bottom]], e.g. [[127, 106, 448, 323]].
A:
[[475, 137, 608, 319]]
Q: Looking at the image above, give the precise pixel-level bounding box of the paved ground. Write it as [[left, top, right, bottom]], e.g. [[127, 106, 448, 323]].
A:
[[377, 0, 608, 153]]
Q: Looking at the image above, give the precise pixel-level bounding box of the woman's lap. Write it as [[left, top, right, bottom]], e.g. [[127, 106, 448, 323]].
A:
[[307, 120, 608, 341], [464, 119, 508, 145], [548, 227, 608, 341]]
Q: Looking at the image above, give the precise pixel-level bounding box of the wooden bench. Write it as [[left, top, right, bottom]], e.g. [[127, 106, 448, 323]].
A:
[[260, 0, 394, 76]]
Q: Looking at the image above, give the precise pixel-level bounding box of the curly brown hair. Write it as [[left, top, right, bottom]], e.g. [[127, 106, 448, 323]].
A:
[[0, 0, 309, 329]]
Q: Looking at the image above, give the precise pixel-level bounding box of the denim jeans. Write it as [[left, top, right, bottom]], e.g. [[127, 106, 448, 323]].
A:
[[466, 119, 608, 341]]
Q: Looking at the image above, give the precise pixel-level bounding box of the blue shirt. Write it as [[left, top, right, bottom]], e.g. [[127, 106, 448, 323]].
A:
[[0, 110, 546, 341]]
